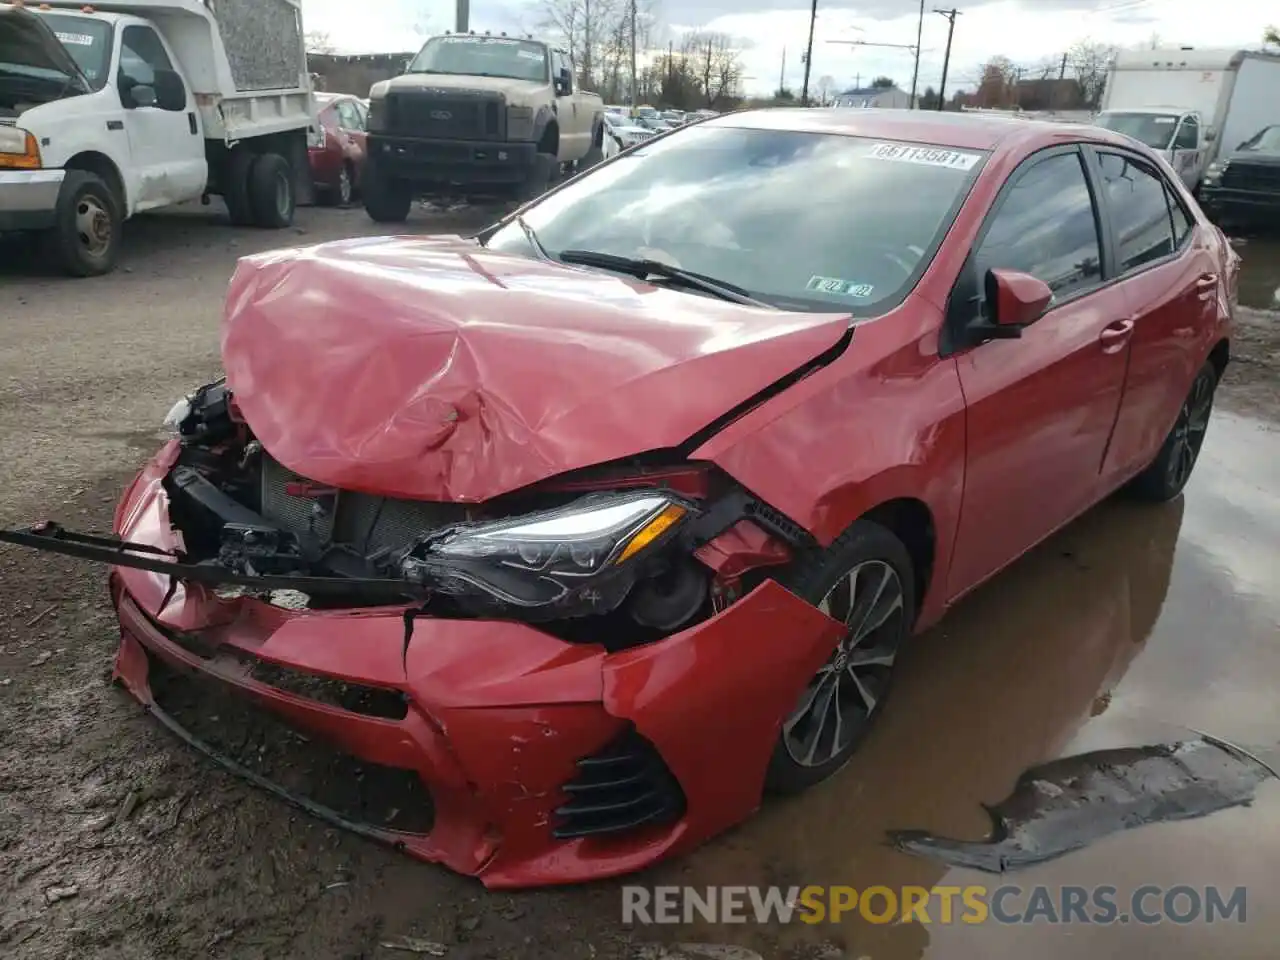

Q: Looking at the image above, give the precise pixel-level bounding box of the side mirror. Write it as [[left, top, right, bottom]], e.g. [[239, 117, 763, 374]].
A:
[[127, 83, 157, 108], [978, 268, 1053, 338], [1205, 129, 1217, 142], [152, 69, 187, 111]]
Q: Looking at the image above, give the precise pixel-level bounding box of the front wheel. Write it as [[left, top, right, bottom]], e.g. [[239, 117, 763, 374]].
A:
[[1128, 362, 1218, 502], [764, 519, 915, 795], [362, 163, 412, 223], [516, 153, 556, 202], [42, 170, 121, 277]]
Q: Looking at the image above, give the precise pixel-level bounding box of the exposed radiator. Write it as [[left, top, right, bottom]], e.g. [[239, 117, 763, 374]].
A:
[[259, 454, 467, 555]]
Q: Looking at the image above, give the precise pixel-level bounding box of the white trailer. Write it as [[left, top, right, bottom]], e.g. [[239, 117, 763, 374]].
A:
[[0, 0, 315, 276], [1095, 46, 1280, 191]]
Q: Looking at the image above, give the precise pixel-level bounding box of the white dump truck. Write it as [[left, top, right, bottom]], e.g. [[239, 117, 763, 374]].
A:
[[0, 0, 314, 276], [1095, 46, 1280, 193]]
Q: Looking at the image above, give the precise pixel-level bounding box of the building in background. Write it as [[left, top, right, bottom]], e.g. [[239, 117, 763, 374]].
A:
[[833, 84, 914, 109], [308, 52, 414, 97]]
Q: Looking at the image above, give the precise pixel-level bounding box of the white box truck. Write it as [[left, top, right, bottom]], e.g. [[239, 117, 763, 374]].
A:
[[1094, 46, 1280, 193], [0, 0, 315, 276]]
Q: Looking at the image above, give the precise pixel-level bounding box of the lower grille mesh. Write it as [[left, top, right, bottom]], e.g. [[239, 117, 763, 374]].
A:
[[259, 454, 466, 554]]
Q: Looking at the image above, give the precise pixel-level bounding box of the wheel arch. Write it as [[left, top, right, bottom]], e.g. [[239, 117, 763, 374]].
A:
[[858, 497, 937, 618], [1208, 337, 1229, 380], [63, 151, 128, 216]]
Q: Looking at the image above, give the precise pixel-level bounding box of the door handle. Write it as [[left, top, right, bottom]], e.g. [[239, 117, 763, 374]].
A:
[[1195, 273, 1218, 289], [1099, 319, 1134, 354]]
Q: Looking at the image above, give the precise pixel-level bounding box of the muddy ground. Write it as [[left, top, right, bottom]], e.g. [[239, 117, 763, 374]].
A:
[[1, 209, 1279, 960]]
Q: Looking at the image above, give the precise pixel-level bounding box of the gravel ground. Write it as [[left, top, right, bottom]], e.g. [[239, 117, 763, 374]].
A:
[[1, 205, 1277, 960]]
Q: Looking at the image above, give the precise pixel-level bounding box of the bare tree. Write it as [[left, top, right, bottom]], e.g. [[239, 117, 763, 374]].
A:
[[974, 55, 1016, 108], [305, 30, 335, 54], [681, 31, 744, 108], [1266, 26, 1280, 46], [816, 75, 835, 105], [1068, 39, 1118, 109]]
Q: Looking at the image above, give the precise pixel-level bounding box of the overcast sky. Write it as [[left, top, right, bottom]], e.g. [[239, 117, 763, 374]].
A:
[[301, 0, 1275, 96]]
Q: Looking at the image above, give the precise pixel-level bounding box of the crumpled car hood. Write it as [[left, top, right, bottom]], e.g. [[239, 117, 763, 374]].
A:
[[222, 236, 852, 502]]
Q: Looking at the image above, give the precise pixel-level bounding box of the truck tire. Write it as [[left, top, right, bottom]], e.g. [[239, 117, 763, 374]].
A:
[[363, 168, 412, 223], [42, 170, 121, 278], [223, 149, 257, 227], [579, 125, 605, 171], [517, 153, 556, 201], [247, 153, 296, 229]]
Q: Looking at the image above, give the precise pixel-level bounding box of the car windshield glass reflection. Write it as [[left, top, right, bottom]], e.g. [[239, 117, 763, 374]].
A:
[[406, 35, 548, 82], [485, 126, 986, 313]]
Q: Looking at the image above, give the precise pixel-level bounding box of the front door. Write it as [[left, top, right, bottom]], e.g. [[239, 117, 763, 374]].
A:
[[116, 23, 206, 210], [946, 147, 1132, 600], [552, 50, 586, 158]]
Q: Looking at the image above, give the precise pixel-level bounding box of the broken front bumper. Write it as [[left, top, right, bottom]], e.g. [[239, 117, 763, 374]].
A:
[[105, 444, 844, 888]]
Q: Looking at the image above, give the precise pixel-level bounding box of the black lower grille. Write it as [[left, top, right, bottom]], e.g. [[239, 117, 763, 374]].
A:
[[1221, 162, 1280, 192], [147, 654, 434, 834], [553, 729, 686, 840]]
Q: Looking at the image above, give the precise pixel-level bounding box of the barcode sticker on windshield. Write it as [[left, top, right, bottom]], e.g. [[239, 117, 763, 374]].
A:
[[56, 32, 95, 46], [867, 143, 980, 170]]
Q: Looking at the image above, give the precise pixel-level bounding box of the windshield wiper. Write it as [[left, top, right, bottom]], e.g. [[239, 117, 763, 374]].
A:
[[557, 250, 768, 306], [516, 215, 550, 260]]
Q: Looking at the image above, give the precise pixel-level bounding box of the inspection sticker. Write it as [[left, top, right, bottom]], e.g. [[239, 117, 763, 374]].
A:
[[867, 142, 980, 170], [56, 32, 95, 46], [807, 276, 875, 298]]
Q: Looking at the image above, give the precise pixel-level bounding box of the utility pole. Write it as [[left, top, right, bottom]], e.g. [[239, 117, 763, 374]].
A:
[[668, 39, 674, 99], [779, 46, 786, 95], [934, 7, 959, 111], [801, 0, 818, 105], [1059, 51, 1068, 80], [629, 0, 637, 113], [909, 0, 925, 108], [456, 0, 469, 32]]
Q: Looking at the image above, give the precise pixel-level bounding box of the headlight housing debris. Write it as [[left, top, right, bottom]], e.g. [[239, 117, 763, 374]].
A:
[[400, 491, 694, 619]]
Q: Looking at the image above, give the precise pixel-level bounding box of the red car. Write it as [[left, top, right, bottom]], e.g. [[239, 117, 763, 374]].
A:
[[309, 92, 368, 206], [3, 109, 1237, 888]]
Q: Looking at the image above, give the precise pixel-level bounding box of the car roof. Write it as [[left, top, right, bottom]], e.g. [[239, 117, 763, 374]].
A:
[[703, 107, 1144, 153]]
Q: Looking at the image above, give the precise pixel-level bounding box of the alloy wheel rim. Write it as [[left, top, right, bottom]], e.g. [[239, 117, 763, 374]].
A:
[[783, 560, 906, 768], [339, 168, 352, 204], [1168, 373, 1214, 489], [75, 196, 112, 257], [275, 172, 290, 218]]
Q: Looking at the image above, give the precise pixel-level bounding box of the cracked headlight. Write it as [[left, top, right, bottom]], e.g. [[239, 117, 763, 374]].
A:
[[400, 491, 693, 618]]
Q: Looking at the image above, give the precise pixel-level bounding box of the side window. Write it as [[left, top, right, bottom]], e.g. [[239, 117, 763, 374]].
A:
[[975, 150, 1103, 301], [336, 101, 362, 131], [119, 25, 172, 89], [1167, 186, 1194, 248], [319, 106, 339, 131], [1097, 152, 1176, 272], [1174, 116, 1199, 150]]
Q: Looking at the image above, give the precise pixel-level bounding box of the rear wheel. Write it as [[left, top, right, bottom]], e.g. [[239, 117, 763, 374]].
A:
[[247, 152, 295, 228], [223, 149, 257, 226], [1128, 362, 1218, 502], [764, 519, 915, 795], [42, 170, 121, 277]]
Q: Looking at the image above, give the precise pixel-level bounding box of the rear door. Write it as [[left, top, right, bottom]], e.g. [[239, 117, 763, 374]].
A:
[[946, 146, 1132, 600], [116, 23, 205, 210], [1094, 147, 1217, 482]]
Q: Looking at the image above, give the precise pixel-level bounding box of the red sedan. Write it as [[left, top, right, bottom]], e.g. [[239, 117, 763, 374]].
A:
[[309, 92, 368, 206], [3, 109, 1236, 887]]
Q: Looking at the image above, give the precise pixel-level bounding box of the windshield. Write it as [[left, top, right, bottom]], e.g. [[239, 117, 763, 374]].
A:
[[1239, 125, 1280, 152], [406, 35, 548, 83], [32, 13, 111, 89], [1095, 112, 1179, 150], [484, 125, 986, 313]]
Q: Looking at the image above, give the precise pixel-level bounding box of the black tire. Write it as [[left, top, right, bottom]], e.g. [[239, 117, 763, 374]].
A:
[[247, 152, 295, 228], [42, 170, 122, 277], [1128, 361, 1218, 502], [224, 149, 257, 226], [516, 152, 556, 202], [363, 163, 412, 223], [579, 138, 605, 171], [764, 519, 916, 795]]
